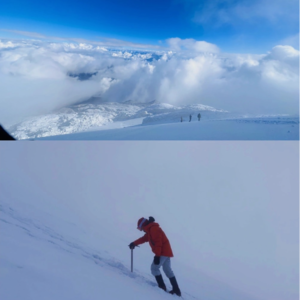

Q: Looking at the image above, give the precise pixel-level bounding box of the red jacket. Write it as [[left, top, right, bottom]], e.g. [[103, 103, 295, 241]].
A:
[[134, 222, 174, 257]]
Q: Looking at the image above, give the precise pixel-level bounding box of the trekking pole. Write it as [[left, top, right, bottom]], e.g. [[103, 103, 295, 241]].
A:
[[131, 249, 133, 272]]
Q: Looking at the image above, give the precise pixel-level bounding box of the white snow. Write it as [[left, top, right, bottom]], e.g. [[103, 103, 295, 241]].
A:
[[0, 143, 298, 300], [38, 117, 299, 141], [8, 101, 299, 140], [9, 102, 145, 139]]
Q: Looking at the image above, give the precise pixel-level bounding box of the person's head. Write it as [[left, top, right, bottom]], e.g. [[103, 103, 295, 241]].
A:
[[137, 216, 155, 231], [137, 217, 148, 231]]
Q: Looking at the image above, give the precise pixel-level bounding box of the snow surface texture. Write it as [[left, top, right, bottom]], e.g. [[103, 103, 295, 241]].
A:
[[0, 143, 299, 300], [8, 101, 299, 140], [0, 39, 299, 128], [8, 102, 226, 139], [39, 116, 298, 141]]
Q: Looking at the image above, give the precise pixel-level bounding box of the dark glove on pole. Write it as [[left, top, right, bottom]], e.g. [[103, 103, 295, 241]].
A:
[[129, 242, 135, 250], [154, 256, 160, 265]]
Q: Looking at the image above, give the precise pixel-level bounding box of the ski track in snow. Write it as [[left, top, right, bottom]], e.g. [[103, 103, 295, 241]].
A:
[[0, 202, 199, 300]]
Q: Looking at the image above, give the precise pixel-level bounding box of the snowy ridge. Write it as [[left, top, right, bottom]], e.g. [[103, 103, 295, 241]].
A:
[[141, 104, 228, 125], [9, 97, 299, 141], [8, 102, 228, 139], [9, 102, 143, 139], [37, 117, 299, 140]]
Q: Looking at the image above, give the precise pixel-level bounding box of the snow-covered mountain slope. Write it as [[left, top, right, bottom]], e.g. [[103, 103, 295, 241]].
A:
[[0, 147, 262, 300], [0, 192, 257, 300], [0, 199, 167, 300], [7, 101, 299, 140], [38, 116, 299, 140], [1, 143, 298, 300], [8, 102, 229, 140]]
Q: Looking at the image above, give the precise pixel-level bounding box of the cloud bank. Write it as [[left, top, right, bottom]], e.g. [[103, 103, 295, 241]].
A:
[[0, 38, 298, 125]]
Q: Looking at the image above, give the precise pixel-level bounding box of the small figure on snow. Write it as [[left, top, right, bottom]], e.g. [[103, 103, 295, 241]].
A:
[[189, 114, 192, 122], [181, 117, 183, 122], [129, 217, 182, 296], [197, 113, 201, 121]]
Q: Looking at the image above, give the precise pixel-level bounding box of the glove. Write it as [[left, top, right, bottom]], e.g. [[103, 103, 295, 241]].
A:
[[129, 242, 135, 250], [153, 256, 160, 265]]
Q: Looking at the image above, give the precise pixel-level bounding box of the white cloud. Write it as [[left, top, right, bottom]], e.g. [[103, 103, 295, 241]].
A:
[[167, 38, 220, 53], [279, 34, 299, 50], [267, 45, 299, 60], [0, 38, 298, 125], [0, 40, 16, 49]]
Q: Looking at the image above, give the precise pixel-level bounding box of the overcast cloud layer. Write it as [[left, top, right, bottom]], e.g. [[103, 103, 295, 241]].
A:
[[0, 38, 299, 125]]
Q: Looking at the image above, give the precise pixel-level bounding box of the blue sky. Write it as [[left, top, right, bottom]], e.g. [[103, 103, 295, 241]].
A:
[[0, 0, 299, 53]]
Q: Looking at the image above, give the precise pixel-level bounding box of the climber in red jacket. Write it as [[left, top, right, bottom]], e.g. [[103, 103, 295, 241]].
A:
[[129, 216, 181, 296]]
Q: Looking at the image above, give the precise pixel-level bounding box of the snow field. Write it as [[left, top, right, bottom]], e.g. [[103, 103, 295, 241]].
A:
[[0, 142, 298, 300], [39, 118, 299, 140]]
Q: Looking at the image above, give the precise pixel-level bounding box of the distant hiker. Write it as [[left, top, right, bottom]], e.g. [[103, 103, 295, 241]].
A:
[[189, 114, 192, 122], [181, 117, 183, 122], [129, 217, 181, 296], [197, 113, 201, 121]]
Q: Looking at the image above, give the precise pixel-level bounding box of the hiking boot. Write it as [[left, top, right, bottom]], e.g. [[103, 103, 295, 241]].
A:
[[169, 276, 181, 296], [155, 275, 167, 291]]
